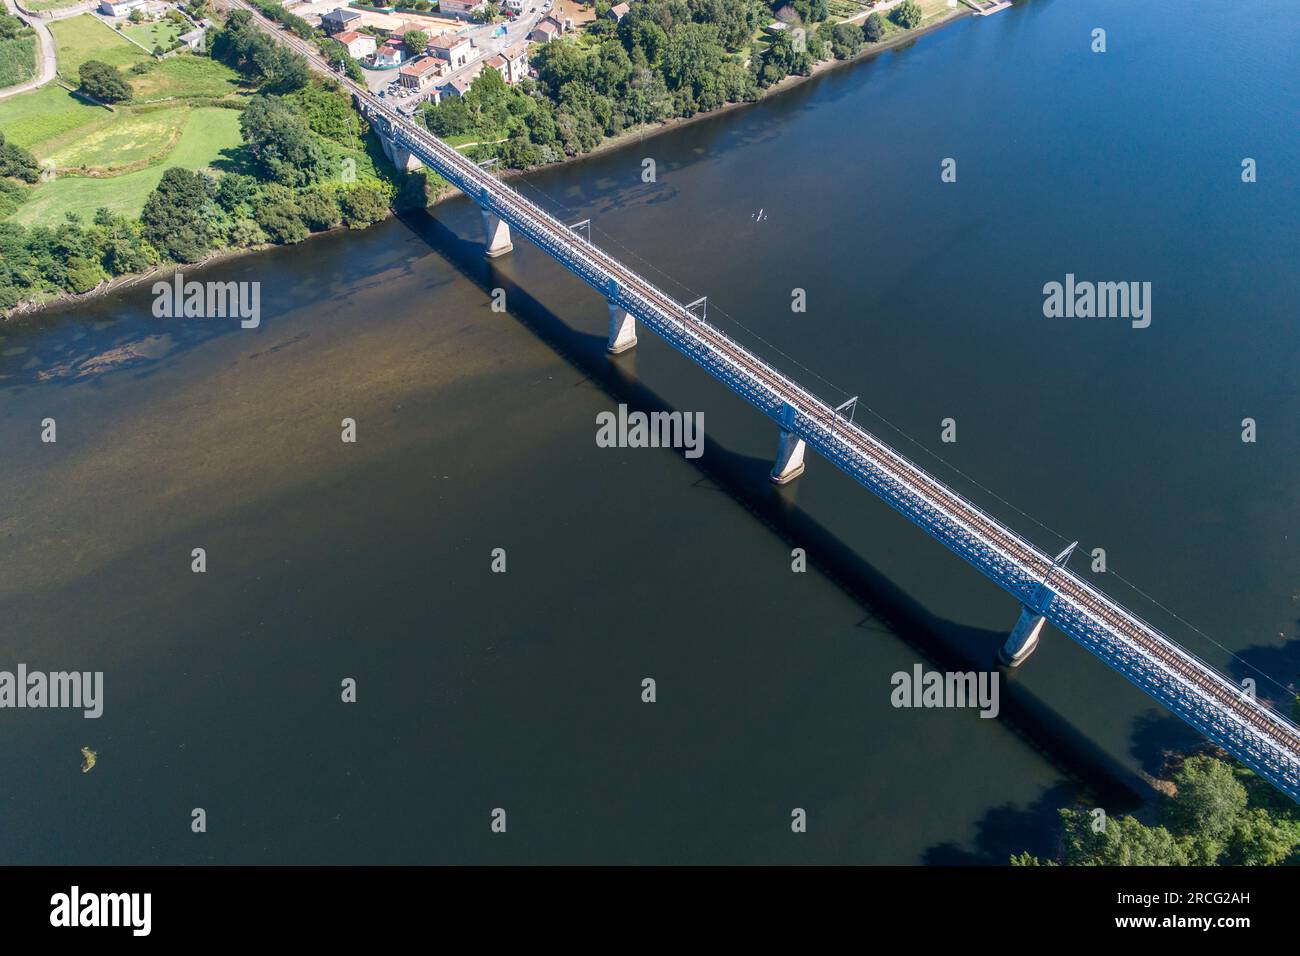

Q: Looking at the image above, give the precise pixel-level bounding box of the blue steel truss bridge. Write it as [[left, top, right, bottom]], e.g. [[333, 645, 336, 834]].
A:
[[234, 0, 1300, 805]]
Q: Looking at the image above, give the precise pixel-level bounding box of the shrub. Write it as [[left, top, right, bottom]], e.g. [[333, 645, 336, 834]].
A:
[[864, 11, 886, 42], [891, 0, 922, 30]]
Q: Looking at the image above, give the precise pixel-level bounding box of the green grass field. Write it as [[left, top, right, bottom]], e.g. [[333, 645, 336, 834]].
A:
[[129, 54, 245, 102], [0, 34, 37, 88], [12, 107, 243, 224], [122, 20, 183, 52], [49, 14, 149, 77], [0, 83, 109, 151], [43, 106, 191, 171]]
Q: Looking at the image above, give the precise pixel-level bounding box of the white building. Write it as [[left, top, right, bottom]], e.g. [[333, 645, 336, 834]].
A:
[[99, 0, 146, 16], [179, 26, 206, 51], [333, 30, 377, 59], [501, 41, 528, 84], [428, 33, 473, 71]]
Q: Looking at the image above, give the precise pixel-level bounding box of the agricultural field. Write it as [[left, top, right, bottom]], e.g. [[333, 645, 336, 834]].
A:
[[129, 55, 244, 102], [0, 33, 36, 88], [122, 19, 183, 52], [827, 0, 868, 19], [11, 107, 243, 224], [42, 107, 192, 173], [49, 13, 149, 77], [0, 83, 107, 150], [0, 13, 249, 226]]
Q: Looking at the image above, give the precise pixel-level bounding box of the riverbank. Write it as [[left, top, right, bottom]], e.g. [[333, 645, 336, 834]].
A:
[[473, 5, 972, 192], [3, 3, 973, 320]]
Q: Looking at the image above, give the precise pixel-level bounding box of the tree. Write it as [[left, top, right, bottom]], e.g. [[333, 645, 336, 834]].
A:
[[403, 29, 429, 55], [319, 38, 364, 81], [1059, 808, 1191, 866], [298, 190, 342, 231], [78, 60, 132, 104], [256, 201, 309, 244], [239, 95, 329, 187], [0, 132, 41, 184], [339, 183, 390, 227], [830, 22, 862, 59], [863, 11, 885, 42], [1009, 852, 1055, 866], [422, 95, 473, 137], [1161, 756, 1248, 857], [215, 173, 260, 217], [140, 168, 216, 262], [891, 0, 922, 30]]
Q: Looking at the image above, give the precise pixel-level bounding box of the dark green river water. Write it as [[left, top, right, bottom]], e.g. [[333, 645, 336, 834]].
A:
[[1, 0, 1297, 863]]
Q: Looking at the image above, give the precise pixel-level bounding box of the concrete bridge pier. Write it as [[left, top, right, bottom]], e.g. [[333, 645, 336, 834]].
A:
[[481, 209, 513, 258], [999, 605, 1046, 667], [607, 303, 637, 354], [770, 403, 806, 485], [378, 135, 423, 172]]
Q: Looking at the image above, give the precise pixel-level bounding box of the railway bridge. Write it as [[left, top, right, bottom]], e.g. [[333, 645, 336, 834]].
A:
[[228, 0, 1300, 804]]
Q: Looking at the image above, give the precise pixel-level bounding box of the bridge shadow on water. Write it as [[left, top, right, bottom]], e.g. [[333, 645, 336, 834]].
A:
[[398, 207, 1150, 855]]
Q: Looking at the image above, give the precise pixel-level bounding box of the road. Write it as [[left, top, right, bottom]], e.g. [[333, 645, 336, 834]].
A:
[[0, 0, 59, 100]]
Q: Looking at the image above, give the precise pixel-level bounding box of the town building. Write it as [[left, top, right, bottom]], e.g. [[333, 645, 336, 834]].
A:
[[528, 18, 559, 43], [334, 30, 378, 59], [438, 0, 486, 20], [398, 55, 446, 90], [178, 26, 206, 51], [484, 54, 508, 83], [442, 72, 475, 98], [320, 7, 364, 34], [428, 33, 473, 71], [501, 41, 529, 84], [607, 2, 630, 20], [98, 0, 146, 16], [373, 40, 405, 67]]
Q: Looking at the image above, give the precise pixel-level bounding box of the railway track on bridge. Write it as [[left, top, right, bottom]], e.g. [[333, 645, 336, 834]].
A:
[[231, 0, 1300, 799]]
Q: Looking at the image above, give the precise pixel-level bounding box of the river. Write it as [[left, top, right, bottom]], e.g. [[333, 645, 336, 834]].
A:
[[1, 0, 1297, 863]]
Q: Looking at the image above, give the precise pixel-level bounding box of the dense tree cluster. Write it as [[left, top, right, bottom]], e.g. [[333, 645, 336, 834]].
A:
[[420, 0, 768, 168], [416, 0, 930, 173], [211, 10, 310, 94], [1012, 756, 1300, 866]]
